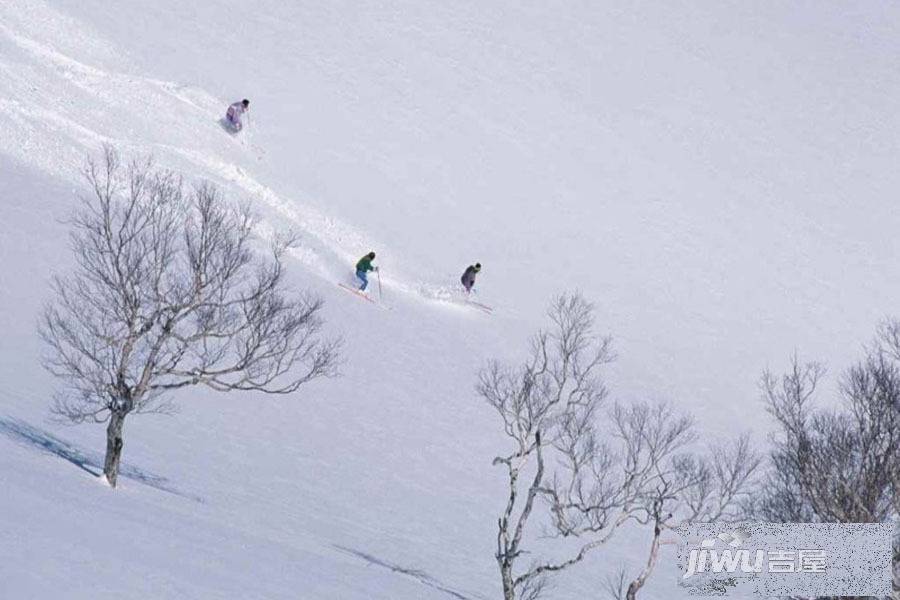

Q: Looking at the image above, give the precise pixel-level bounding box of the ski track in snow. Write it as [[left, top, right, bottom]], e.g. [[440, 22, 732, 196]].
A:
[[0, 1, 494, 315]]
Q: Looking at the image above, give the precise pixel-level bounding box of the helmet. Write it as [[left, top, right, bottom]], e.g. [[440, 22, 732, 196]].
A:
[[368, 251, 376, 259], [474, 263, 481, 270], [242, 99, 250, 107]]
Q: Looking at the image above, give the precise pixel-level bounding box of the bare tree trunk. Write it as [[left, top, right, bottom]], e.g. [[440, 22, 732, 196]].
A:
[[625, 513, 663, 600], [499, 562, 515, 600], [103, 410, 126, 487]]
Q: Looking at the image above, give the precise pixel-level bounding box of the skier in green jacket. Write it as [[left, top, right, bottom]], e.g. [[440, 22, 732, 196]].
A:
[[355, 252, 378, 291]]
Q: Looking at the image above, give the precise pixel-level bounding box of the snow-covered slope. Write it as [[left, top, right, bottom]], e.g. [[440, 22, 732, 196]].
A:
[[2, 1, 899, 598]]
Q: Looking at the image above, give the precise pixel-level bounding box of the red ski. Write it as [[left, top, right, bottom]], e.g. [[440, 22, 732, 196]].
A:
[[337, 283, 377, 303]]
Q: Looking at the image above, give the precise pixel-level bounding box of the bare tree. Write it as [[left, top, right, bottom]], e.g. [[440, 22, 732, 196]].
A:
[[878, 322, 900, 598], [40, 147, 339, 487], [616, 433, 760, 600], [478, 294, 705, 600], [751, 330, 900, 599]]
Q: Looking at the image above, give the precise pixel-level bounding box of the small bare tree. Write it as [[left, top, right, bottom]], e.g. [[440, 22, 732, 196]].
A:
[[752, 328, 900, 599], [40, 147, 339, 487], [478, 294, 703, 600], [611, 433, 760, 600]]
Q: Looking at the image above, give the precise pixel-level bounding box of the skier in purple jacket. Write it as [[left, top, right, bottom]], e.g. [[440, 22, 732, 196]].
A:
[[461, 263, 481, 294], [225, 99, 250, 131]]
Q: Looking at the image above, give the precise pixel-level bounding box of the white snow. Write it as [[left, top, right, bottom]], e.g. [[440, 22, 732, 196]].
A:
[[1, 1, 899, 598]]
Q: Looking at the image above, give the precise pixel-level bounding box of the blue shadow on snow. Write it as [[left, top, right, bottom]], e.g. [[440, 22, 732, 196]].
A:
[[0, 415, 203, 503]]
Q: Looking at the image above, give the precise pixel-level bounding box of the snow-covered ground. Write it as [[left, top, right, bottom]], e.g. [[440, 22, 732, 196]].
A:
[[1, 1, 899, 598]]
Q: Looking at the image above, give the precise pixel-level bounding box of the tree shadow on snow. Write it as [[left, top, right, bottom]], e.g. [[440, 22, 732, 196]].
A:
[[0, 415, 203, 503], [332, 545, 486, 600]]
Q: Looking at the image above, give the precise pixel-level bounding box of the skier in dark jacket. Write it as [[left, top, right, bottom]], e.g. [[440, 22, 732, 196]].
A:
[[225, 99, 250, 131], [461, 263, 481, 293], [355, 252, 378, 291]]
